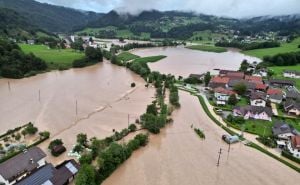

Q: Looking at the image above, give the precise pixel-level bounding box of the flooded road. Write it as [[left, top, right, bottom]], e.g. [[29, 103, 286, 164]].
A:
[[0, 61, 155, 164], [103, 91, 300, 185], [132, 46, 260, 77]]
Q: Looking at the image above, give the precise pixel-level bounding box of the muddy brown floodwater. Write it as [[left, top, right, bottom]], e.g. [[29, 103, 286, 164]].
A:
[[131, 46, 261, 77], [103, 91, 300, 185], [0, 61, 155, 164]]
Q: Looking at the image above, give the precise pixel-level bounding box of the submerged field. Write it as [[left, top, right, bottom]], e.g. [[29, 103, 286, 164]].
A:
[[243, 37, 300, 58], [19, 44, 85, 70], [186, 44, 227, 53]]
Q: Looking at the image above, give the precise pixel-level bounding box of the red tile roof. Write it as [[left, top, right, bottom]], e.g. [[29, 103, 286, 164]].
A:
[[255, 83, 267, 91], [210, 76, 230, 84], [291, 136, 300, 149], [226, 72, 245, 79], [267, 88, 282, 95], [245, 75, 263, 82], [214, 87, 236, 95]]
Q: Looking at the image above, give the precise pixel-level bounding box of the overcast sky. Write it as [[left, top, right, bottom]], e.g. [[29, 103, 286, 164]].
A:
[[36, 0, 300, 18]]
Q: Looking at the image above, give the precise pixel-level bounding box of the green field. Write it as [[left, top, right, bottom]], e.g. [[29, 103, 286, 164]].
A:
[[189, 30, 229, 44], [269, 65, 300, 89], [243, 37, 300, 58], [186, 44, 227, 53], [117, 52, 140, 62], [133, 55, 166, 63], [20, 44, 84, 70]]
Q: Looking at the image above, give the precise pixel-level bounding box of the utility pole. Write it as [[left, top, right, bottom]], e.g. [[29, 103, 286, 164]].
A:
[[228, 143, 231, 153], [217, 148, 222, 167], [7, 81, 11, 92], [127, 114, 130, 127], [38, 90, 41, 102], [76, 100, 78, 115]]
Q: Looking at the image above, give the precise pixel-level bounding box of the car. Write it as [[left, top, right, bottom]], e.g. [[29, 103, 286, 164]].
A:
[[222, 134, 239, 144]]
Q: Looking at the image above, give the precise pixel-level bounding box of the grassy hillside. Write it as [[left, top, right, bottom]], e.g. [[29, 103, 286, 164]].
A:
[[186, 45, 227, 53], [243, 37, 300, 58], [20, 44, 84, 70], [189, 30, 229, 44]]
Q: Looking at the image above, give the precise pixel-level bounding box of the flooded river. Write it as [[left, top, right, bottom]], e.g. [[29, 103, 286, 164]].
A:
[[132, 46, 261, 77], [103, 91, 300, 185], [0, 61, 155, 164]]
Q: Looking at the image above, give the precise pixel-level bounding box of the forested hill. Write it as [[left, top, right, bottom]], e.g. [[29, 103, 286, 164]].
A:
[[0, 0, 103, 32], [84, 10, 300, 39]]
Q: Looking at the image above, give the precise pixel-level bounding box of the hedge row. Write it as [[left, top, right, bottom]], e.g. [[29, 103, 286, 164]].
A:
[[282, 150, 300, 165]]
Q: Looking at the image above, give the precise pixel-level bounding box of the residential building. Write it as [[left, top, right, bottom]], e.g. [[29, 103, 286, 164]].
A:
[[255, 83, 267, 92], [233, 105, 273, 121], [283, 70, 300, 79], [267, 88, 284, 104], [214, 87, 237, 103], [189, 73, 205, 81], [250, 91, 267, 107], [268, 79, 296, 88], [287, 136, 300, 158], [285, 91, 300, 101], [208, 76, 230, 89], [272, 122, 296, 140], [283, 100, 300, 116], [16, 159, 80, 185], [0, 147, 46, 185], [27, 40, 35, 45], [254, 68, 268, 77]]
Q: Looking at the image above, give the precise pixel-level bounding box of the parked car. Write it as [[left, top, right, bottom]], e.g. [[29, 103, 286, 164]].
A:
[[222, 134, 239, 144]]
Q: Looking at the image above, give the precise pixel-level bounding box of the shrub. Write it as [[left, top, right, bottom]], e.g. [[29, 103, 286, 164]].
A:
[[131, 82, 136, 87], [73, 58, 87, 68], [128, 124, 137, 132], [79, 153, 93, 165], [24, 122, 38, 135]]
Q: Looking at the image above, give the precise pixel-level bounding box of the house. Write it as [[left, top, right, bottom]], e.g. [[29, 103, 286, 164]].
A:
[[287, 136, 300, 158], [27, 40, 35, 45], [272, 122, 296, 140], [283, 70, 300, 79], [268, 79, 296, 88], [283, 100, 300, 116], [267, 88, 284, 104], [16, 159, 80, 185], [255, 68, 268, 77], [219, 70, 244, 79], [285, 91, 300, 101], [214, 87, 237, 103], [208, 76, 230, 89], [245, 75, 263, 83], [250, 91, 267, 107], [233, 105, 273, 121], [228, 79, 256, 91], [189, 73, 205, 81], [0, 147, 46, 185], [255, 83, 267, 91]]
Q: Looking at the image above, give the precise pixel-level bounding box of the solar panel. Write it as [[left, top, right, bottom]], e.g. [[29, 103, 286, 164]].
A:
[[65, 162, 78, 175]]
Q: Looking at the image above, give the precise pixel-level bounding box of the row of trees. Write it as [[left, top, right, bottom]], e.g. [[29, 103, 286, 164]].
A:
[[261, 51, 300, 66], [75, 133, 149, 185], [215, 41, 280, 51], [0, 39, 47, 78]]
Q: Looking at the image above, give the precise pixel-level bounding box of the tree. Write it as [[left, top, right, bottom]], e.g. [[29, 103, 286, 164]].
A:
[[21, 130, 27, 138], [79, 153, 93, 164], [39, 131, 50, 138], [75, 164, 96, 185], [204, 72, 211, 86], [25, 123, 38, 135], [239, 59, 249, 72], [15, 133, 21, 141], [128, 124, 137, 132], [233, 82, 247, 95], [228, 94, 238, 105], [85, 47, 103, 62], [48, 139, 63, 150], [146, 103, 157, 115], [131, 82, 136, 87], [77, 133, 87, 146], [267, 69, 274, 78]]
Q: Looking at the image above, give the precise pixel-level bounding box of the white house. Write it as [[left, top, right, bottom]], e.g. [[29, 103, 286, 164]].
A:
[[0, 147, 46, 185], [283, 70, 300, 79], [287, 136, 300, 158], [214, 87, 236, 102], [284, 100, 300, 116], [250, 92, 266, 107], [272, 122, 296, 140], [233, 106, 273, 121]]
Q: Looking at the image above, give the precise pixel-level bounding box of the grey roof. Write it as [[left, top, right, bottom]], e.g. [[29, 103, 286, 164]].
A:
[[250, 91, 267, 101], [234, 105, 273, 117], [0, 147, 46, 182], [269, 94, 283, 101], [284, 100, 300, 111], [272, 122, 294, 136], [269, 79, 296, 86], [16, 159, 80, 185], [228, 79, 256, 90], [286, 91, 300, 100], [16, 164, 55, 185], [283, 70, 300, 75]]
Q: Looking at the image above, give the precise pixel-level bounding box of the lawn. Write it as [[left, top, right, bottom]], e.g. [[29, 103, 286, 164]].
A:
[[242, 37, 300, 58], [117, 52, 140, 62], [269, 65, 300, 89], [19, 44, 84, 70], [186, 45, 227, 53], [133, 55, 166, 64]]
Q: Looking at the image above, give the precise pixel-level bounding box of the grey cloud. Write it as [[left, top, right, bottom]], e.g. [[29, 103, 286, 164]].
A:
[[36, 0, 300, 18]]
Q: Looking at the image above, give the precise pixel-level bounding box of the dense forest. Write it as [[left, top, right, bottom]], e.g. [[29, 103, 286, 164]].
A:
[[0, 39, 47, 78], [0, 0, 103, 32], [215, 41, 281, 50]]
